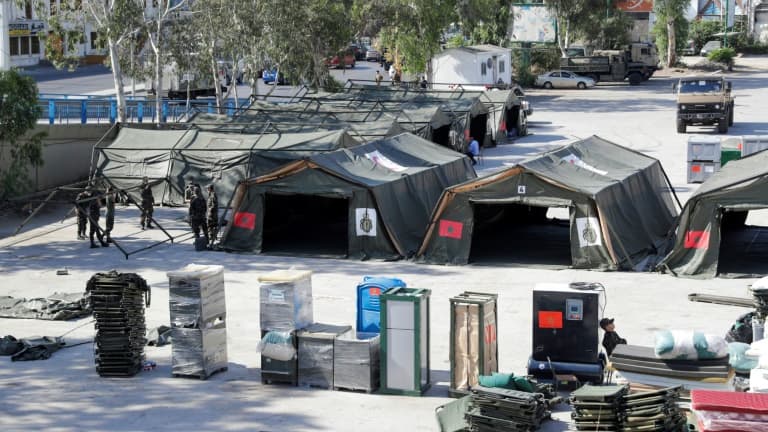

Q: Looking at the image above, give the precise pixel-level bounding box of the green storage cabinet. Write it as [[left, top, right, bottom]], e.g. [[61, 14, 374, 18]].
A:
[[379, 287, 431, 396], [449, 292, 498, 397]]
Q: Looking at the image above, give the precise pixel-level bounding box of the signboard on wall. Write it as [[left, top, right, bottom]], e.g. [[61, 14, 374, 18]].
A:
[[9, 21, 45, 37], [511, 5, 557, 43], [615, 0, 654, 13]]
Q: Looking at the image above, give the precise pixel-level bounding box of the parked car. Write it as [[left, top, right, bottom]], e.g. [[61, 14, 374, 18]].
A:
[[325, 53, 356, 69], [365, 49, 381, 62], [262, 69, 285, 85], [700, 40, 722, 56], [348, 44, 365, 60], [535, 70, 595, 89]]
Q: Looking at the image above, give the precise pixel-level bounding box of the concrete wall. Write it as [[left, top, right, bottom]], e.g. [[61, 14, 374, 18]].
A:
[[1, 123, 118, 195]]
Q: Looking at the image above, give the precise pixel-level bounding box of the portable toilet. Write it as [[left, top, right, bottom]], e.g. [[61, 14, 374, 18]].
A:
[[356, 276, 406, 333]]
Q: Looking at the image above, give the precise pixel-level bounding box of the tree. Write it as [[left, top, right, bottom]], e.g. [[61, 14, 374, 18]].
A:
[[689, 19, 721, 53], [466, 0, 513, 46], [29, 0, 144, 123], [653, 0, 689, 66], [544, 0, 605, 56], [0, 70, 46, 199]]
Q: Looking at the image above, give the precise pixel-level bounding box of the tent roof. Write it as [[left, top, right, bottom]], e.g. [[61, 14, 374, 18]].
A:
[[305, 133, 470, 187], [98, 127, 193, 150], [519, 135, 661, 196]]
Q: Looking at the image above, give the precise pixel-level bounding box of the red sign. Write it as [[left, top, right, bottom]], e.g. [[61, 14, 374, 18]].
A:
[[684, 230, 710, 249], [484, 324, 497, 344], [615, 0, 653, 13], [691, 164, 702, 173], [500, 120, 507, 132], [538, 311, 563, 329], [233, 211, 256, 230], [370, 287, 381, 296], [438, 219, 464, 239]]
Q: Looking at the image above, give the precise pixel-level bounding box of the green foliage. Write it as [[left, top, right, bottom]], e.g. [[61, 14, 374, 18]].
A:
[[741, 44, 768, 54], [652, 0, 689, 65], [708, 47, 736, 65], [446, 34, 467, 48], [689, 20, 721, 53], [0, 70, 46, 199], [530, 47, 561, 72], [582, 10, 632, 49], [466, 0, 513, 46]]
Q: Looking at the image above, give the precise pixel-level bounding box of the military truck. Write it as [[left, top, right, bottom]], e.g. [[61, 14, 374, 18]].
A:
[[560, 42, 659, 85], [674, 76, 734, 133]]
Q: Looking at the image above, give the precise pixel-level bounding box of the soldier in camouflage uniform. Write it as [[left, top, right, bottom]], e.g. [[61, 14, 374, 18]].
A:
[[140, 177, 155, 230], [205, 184, 218, 247], [188, 187, 208, 240], [88, 191, 108, 248], [75, 187, 90, 240], [104, 186, 116, 243]]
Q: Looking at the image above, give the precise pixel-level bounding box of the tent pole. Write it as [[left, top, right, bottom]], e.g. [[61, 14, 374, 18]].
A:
[[88, 122, 119, 184], [12, 189, 59, 236]]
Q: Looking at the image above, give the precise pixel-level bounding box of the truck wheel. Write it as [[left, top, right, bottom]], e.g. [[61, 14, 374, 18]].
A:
[[728, 108, 734, 126], [677, 118, 686, 133], [577, 82, 587, 89], [628, 73, 642, 86], [543, 82, 553, 89], [718, 119, 728, 133]]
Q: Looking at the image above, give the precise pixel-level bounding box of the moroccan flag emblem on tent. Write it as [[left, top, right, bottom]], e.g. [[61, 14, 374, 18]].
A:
[[233, 211, 256, 230], [684, 230, 710, 249], [439, 219, 463, 239], [500, 120, 507, 132]]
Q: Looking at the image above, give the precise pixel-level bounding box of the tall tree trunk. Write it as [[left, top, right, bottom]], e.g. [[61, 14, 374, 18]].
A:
[[107, 38, 127, 123], [666, 17, 676, 67], [211, 55, 224, 114], [153, 20, 163, 124]]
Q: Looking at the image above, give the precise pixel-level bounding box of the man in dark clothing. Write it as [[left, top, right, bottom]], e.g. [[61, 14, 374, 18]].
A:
[[88, 192, 108, 248], [205, 184, 219, 247], [140, 177, 155, 230], [188, 188, 208, 240], [600, 318, 627, 357], [104, 186, 116, 243], [75, 188, 90, 240]]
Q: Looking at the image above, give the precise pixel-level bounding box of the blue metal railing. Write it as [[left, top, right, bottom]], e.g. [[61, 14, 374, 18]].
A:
[[38, 97, 251, 124]]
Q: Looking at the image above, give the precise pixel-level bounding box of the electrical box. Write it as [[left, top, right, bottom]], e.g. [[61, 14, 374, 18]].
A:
[[532, 283, 600, 363]]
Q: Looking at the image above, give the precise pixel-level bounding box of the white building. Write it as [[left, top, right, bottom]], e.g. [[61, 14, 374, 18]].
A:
[[428, 44, 512, 91]]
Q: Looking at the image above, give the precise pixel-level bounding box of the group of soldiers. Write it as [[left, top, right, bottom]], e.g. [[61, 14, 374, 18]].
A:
[[74, 184, 116, 249], [185, 181, 219, 249], [75, 176, 220, 250]]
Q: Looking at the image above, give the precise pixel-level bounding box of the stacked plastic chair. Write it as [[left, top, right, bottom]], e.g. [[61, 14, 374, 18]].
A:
[[570, 384, 627, 431], [466, 386, 551, 431], [86, 271, 150, 377]]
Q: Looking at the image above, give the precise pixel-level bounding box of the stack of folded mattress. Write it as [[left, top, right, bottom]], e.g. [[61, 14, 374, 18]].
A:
[[691, 389, 768, 431], [610, 345, 732, 391], [570, 384, 627, 431], [466, 386, 551, 431], [620, 386, 686, 431]]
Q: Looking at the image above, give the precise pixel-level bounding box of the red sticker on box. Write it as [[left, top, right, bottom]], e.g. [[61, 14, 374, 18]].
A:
[[370, 287, 381, 296], [538, 311, 563, 329], [691, 165, 702, 173]]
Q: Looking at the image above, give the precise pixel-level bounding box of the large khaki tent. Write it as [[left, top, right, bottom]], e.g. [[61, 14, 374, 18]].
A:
[[221, 133, 477, 259], [95, 126, 358, 206], [418, 136, 679, 269], [478, 90, 528, 145], [659, 150, 768, 278]]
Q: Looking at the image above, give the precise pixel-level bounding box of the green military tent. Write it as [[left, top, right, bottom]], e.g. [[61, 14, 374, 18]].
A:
[[659, 150, 768, 278], [94, 126, 358, 206], [478, 89, 528, 146], [221, 133, 477, 259], [417, 136, 679, 269]]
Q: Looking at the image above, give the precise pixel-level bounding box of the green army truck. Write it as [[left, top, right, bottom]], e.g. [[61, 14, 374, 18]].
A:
[[560, 42, 660, 85], [674, 76, 734, 133]]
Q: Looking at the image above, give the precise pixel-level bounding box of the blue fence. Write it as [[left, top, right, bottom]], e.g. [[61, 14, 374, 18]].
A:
[[38, 97, 250, 124]]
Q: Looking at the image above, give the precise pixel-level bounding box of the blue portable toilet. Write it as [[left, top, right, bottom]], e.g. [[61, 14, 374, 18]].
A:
[[356, 276, 406, 333]]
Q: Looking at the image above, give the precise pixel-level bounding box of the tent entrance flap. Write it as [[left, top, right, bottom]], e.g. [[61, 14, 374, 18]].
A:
[[261, 193, 349, 257], [469, 114, 488, 146], [716, 208, 768, 277], [432, 125, 451, 148], [467, 203, 572, 266]]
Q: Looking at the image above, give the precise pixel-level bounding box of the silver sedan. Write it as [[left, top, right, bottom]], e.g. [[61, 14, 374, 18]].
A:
[[535, 70, 596, 89]]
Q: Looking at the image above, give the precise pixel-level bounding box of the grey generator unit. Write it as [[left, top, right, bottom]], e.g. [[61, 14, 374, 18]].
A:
[[297, 323, 352, 389], [167, 264, 228, 379], [333, 332, 381, 392], [532, 283, 600, 364]]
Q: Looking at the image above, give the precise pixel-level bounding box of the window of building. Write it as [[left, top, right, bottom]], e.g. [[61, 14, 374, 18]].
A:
[[31, 37, 40, 54], [90, 32, 98, 49], [10, 37, 20, 56], [499, 60, 505, 73], [20, 37, 30, 55], [25, 1, 33, 18], [480, 62, 487, 76]]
